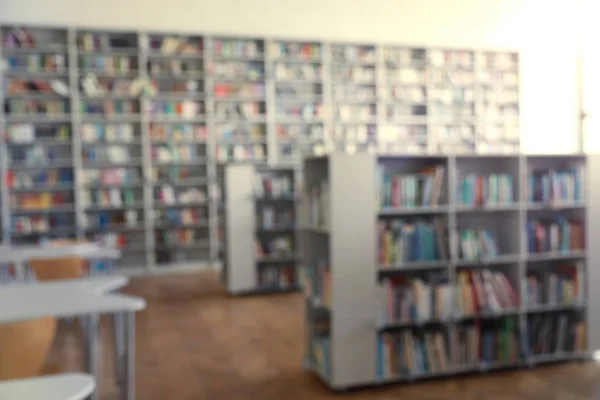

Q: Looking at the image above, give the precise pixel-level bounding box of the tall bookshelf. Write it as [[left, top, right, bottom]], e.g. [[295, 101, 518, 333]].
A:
[[1, 23, 521, 276], [222, 164, 300, 294], [301, 153, 590, 389]]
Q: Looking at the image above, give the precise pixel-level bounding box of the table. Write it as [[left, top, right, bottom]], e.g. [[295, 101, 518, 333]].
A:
[[0, 283, 146, 400], [0, 373, 95, 400], [6, 275, 129, 294], [0, 243, 122, 280]]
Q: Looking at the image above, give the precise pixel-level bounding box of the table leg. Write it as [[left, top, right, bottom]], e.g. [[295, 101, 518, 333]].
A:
[[124, 311, 136, 400], [113, 312, 125, 395], [87, 314, 100, 400], [14, 261, 25, 281]]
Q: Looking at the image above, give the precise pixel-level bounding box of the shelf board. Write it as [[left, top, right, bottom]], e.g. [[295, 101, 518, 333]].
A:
[[256, 254, 298, 263], [455, 203, 520, 212], [300, 224, 329, 234], [379, 260, 449, 272], [10, 185, 74, 192], [526, 251, 586, 262], [154, 202, 207, 209], [455, 254, 521, 266], [455, 308, 520, 320], [379, 205, 448, 215], [11, 205, 75, 214], [256, 225, 296, 233], [527, 202, 585, 211], [379, 318, 449, 331], [526, 302, 584, 313], [84, 204, 145, 211]]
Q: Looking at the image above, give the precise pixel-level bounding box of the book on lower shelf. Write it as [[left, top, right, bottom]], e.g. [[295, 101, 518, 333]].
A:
[[526, 261, 584, 308], [378, 273, 453, 325], [456, 317, 520, 367], [458, 228, 500, 260], [303, 260, 331, 309], [526, 312, 586, 357], [257, 266, 296, 289], [526, 218, 584, 254], [456, 270, 519, 316], [378, 329, 450, 379]]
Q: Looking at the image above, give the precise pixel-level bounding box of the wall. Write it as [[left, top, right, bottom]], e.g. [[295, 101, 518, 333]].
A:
[[0, 0, 581, 153]]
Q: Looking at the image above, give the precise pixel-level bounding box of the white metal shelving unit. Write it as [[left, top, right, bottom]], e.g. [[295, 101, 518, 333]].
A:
[[301, 153, 591, 390], [1, 24, 522, 277]]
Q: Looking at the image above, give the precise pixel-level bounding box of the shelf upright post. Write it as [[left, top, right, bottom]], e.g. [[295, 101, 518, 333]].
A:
[[425, 47, 435, 154], [321, 42, 334, 154], [204, 36, 219, 264], [68, 27, 84, 240], [139, 31, 155, 270], [375, 43, 385, 154], [264, 39, 277, 166], [0, 33, 9, 244], [517, 154, 527, 345], [446, 154, 458, 363]]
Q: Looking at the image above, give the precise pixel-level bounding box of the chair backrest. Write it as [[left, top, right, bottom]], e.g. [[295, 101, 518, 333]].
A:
[[29, 239, 87, 281], [0, 317, 57, 380]]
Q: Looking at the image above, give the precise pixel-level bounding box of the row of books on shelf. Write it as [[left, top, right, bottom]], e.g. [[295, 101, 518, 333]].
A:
[[255, 236, 295, 259], [303, 261, 332, 309], [377, 315, 586, 379], [529, 168, 584, 204], [257, 266, 297, 289], [378, 218, 448, 265], [378, 265, 583, 326], [459, 173, 514, 206], [306, 181, 329, 229], [257, 208, 294, 230], [377, 165, 445, 208], [527, 218, 584, 254], [526, 264, 584, 307], [253, 174, 294, 199]]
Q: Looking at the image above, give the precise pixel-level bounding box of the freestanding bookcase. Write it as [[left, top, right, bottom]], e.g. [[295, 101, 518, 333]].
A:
[[301, 153, 594, 390], [222, 164, 300, 294]]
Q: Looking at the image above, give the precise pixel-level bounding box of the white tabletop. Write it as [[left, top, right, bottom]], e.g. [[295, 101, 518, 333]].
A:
[[0, 285, 146, 323], [0, 373, 95, 400], [0, 243, 121, 263], [5, 276, 129, 294]]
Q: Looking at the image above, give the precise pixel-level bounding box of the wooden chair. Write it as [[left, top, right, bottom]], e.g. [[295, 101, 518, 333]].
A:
[[0, 240, 87, 381]]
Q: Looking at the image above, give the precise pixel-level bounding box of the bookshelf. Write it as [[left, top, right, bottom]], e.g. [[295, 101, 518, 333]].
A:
[[301, 153, 590, 390], [1, 24, 522, 276], [222, 164, 300, 294]]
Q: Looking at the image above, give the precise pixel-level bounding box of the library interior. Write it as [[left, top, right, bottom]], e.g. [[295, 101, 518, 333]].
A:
[[1, 0, 599, 399]]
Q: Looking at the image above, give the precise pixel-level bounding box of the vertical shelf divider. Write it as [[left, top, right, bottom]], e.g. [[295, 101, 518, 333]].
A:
[[69, 27, 83, 241]]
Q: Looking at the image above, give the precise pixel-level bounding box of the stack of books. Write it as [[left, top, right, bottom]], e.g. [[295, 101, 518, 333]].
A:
[[527, 313, 586, 356], [528, 168, 585, 204], [458, 173, 515, 206], [456, 317, 519, 366], [377, 165, 445, 208], [526, 263, 584, 307], [459, 229, 500, 260]]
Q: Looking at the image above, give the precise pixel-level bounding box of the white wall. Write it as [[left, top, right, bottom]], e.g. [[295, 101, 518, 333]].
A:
[[0, 0, 581, 153]]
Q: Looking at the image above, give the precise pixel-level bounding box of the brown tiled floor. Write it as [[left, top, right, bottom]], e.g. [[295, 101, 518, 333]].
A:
[[48, 271, 600, 399]]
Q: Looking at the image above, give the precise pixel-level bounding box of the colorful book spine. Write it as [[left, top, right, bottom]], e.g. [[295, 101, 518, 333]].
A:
[[456, 317, 519, 366], [456, 270, 519, 316], [526, 262, 584, 306], [459, 229, 499, 260]]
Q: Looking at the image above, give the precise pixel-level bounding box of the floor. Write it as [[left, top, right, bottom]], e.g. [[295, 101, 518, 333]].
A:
[[48, 270, 600, 400]]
